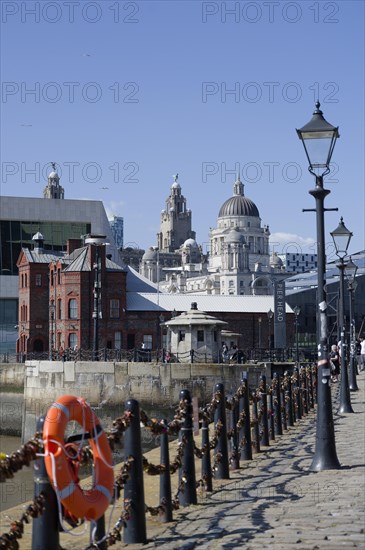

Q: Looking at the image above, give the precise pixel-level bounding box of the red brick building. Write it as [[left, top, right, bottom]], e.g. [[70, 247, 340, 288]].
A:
[[16, 233, 126, 355]]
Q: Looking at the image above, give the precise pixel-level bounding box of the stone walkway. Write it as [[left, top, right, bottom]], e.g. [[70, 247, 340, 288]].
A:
[[1, 374, 364, 549], [141, 374, 365, 550]]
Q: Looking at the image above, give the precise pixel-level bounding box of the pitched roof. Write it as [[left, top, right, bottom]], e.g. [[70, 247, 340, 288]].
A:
[[126, 293, 293, 313]]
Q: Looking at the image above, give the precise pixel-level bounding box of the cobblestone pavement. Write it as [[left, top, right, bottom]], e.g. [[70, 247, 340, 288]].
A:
[[140, 374, 365, 550], [1, 374, 364, 549]]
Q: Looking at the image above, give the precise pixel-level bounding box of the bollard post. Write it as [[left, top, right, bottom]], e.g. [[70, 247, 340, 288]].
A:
[[92, 515, 106, 550], [268, 390, 275, 441], [159, 420, 173, 523], [123, 399, 147, 544], [303, 367, 310, 414], [285, 371, 294, 427], [281, 383, 287, 431], [259, 375, 269, 447], [251, 393, 260, 453], [238, 372, 252, 460], [31, 416, 60, 550], [201, 419, 213, 492], [229, 400, 240, 469], [273, 373, 283, 436], [308, 365, 315, 409], [294, 367, 302, 420], [178, 389, 197, 506], [213, 383, 230, 479]]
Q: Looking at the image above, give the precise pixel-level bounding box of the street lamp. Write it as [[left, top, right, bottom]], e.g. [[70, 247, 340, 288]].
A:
[[345, 257, 358, 391], [330, 218, 354, 414], [49, 302, 56, 361], [293, 306, 301, 364], [267, 308, 273, 361], [296, 101, 340, 471]]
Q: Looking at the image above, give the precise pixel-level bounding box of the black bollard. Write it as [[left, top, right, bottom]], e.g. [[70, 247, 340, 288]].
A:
[[285, 372, 294, 427], [294, 367, 302, 420], [259, 375, 270, 447], [251, 393, 260, 453], [230, 400, 240, 469], [123, 399, 147, 544], [238, 373, 252, 461], [281, 384, 287, 431], [159, 420, 173, 523], [308, 366, 315, 409], [269, 390, 275, 441], [178, 389, 197, 506], [31, 416, 60, 550], [92, 515, 107, 550], [213, 383, 230, 479], [273, 373, 283, 436], [303, 367, 310, 414], [201, 419, 213, 492]]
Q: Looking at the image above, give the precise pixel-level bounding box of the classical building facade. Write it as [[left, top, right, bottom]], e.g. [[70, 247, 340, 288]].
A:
[[141, 175, 286, 295]]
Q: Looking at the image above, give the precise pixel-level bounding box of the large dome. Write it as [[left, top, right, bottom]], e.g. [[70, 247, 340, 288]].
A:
[[218, 177, 259, 218]]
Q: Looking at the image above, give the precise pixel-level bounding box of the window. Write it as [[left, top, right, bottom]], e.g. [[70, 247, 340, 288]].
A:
[[68, 299, 77, 319], [179, 330, 185, 342], [35, 274, 42, 287], [57, 269, 61, 284], [213, 331, 217, 342], [143, 335, 152, 349], [69, 333, 77, 349], [110, 299, 120, 319], [57, 300, 62, 320], [197, 330, 204, 342], [115, 332, 122, 349]]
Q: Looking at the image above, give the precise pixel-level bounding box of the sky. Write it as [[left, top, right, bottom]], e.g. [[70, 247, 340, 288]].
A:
[[1, 0, 364, 260]]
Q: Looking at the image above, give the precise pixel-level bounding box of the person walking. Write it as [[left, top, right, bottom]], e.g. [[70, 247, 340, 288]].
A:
[[329, 344, 340, 382], [360, 338, 365, 372]]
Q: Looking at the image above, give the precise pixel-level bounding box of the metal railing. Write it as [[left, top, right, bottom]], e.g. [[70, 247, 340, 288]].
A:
[[1, 346, 317, 364]]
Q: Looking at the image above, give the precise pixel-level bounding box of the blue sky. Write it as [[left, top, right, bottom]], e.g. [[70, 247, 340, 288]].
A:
[[1, 0, 364, 258]]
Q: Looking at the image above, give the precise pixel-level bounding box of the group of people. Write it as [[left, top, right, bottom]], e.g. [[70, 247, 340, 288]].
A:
[[329, 337, 365, 382]]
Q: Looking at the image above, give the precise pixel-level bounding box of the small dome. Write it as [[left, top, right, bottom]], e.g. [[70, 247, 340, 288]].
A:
[[225, 227, 244, 244], [48, 171, 59, 179], [142, 247, 157, 261], [171, 182, 181, 189], [270, 252, 283, 267], [183, 238, 198, 248]]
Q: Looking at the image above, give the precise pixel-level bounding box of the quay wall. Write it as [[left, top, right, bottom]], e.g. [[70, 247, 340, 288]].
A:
[[23, 360, 272, 441], [3, 360, 293, 440]]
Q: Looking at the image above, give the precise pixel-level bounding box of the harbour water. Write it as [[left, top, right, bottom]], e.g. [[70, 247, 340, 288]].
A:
[[0, 435, 34, 513]]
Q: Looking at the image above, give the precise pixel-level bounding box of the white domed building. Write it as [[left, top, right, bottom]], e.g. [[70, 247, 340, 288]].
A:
[[141, 175, 285, 296]]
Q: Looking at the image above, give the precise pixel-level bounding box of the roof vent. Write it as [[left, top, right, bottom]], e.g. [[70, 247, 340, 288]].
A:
[[191, 302, 198, 310]]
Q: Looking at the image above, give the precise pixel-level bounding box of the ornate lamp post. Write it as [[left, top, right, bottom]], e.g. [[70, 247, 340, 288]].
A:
[[345, 257, 358, 391], [296, 101, 340, 470], [293, 306, 301, 364], [330, 218, 354, 413], [267, 308, 274, 361]]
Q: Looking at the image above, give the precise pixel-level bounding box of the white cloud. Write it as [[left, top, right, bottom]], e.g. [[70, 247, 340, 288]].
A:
[[269, 232, 316, 254]]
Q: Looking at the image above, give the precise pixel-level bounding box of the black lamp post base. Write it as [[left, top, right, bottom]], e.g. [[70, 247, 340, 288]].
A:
[[310, 450, 341, 471]]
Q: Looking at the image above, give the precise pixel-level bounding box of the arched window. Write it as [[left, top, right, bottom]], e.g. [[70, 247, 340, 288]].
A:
[[68, 299, 77, 319]]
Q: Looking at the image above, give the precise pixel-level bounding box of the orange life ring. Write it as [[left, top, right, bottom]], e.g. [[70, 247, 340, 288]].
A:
[[43, 395, 114, 521]]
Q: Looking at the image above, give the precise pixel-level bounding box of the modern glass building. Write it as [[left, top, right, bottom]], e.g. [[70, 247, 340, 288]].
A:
[[0, 196, 119, 353]]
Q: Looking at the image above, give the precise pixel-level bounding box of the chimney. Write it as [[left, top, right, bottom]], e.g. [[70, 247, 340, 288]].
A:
[[67, 238, 83, 255]]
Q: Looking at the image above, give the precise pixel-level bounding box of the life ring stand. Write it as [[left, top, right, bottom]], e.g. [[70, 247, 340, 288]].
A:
[[43, 395, 114, 521]]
